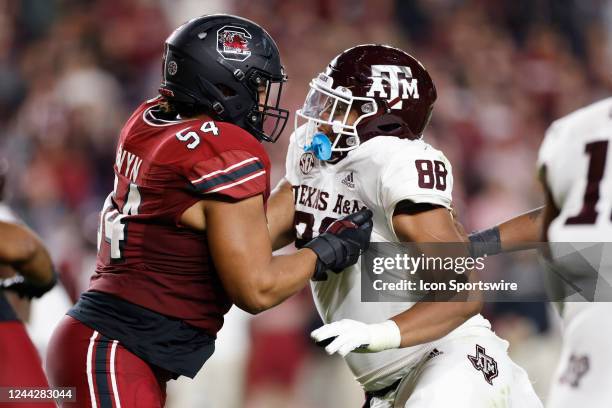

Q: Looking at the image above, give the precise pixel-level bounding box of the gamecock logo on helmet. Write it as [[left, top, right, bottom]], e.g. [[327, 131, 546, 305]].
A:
[[217, 26, 252, 61], [366, 65, 419, 109]]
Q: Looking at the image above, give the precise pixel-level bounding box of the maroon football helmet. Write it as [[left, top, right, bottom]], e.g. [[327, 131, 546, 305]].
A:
[[295, 44, 437, 157]]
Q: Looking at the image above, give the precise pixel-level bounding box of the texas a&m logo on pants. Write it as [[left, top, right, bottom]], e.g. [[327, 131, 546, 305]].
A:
[[467, 344, 499, 385], [217, 26, 252, 61], [559, 353, 590, 388]]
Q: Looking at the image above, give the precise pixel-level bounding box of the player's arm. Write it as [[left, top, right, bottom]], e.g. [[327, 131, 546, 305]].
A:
[[205, 194, 372, 314], [389, 204, 482, 347], [312, 203, 482, 356], [468, 207, 545, 257], [0, 221, 56, 298], [539, 166, 560, 242], [498, 206, 545, 250], [184, 140, 370, 313], [267, 178, 297, 250], [470, 121, 565, 254]]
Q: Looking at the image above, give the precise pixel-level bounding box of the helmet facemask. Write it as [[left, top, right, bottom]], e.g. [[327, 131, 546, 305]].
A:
[[295, 73, 377, 160], [245, 68, 289, 142]]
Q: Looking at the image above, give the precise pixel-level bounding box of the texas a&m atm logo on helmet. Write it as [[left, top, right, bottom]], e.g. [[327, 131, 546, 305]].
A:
[[366, 65, 420, 109], [295, 44, 436, 161]]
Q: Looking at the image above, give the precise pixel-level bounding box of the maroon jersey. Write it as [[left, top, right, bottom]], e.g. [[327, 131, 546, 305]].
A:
[[91, 97, 271, 336]]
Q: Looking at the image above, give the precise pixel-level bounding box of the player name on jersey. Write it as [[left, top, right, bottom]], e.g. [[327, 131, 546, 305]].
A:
[[115, 145, 143, 183], [292, 184, 366, 215]]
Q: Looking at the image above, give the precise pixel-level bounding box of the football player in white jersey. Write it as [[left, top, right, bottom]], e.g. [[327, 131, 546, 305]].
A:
[[267, 45, 542, 407], [469, 98, 612, 407]]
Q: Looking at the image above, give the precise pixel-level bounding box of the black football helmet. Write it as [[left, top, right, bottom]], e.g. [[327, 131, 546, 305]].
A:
[[296, 44, 436, 157], [159, 14, 288, 142]]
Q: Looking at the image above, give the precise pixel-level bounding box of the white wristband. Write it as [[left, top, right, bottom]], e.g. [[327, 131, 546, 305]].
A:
[[367, 320, 402, 352]]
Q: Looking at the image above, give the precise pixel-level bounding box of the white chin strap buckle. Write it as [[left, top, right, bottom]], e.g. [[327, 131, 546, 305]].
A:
[[332, 120, 343, 134]]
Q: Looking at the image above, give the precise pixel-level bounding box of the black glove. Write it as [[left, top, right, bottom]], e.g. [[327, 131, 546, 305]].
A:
[[304, 209, 374, 281], [1, 271, 57, 299]]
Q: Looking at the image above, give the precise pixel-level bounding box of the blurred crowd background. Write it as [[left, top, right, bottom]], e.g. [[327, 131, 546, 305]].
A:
[[1, 0, 610, 407]]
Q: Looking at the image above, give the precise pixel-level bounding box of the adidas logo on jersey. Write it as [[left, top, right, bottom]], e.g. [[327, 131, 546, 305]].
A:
[[341, 172, 355, 189]]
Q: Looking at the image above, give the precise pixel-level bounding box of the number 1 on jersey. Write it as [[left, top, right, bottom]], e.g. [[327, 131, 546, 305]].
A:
[[566, 140, 610, 225]]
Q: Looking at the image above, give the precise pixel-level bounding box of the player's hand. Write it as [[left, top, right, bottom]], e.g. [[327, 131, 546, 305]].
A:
[[304, 208, 373, 281], [311, 319, 401, 357], [1, 272, 57, 299]]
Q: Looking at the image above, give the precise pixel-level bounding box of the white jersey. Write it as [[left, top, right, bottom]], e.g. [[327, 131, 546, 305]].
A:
[[285, 125, 490, 390], [538, 97, 612, 243], [538, 99, 612, 408], [538, 98, 612, 319]]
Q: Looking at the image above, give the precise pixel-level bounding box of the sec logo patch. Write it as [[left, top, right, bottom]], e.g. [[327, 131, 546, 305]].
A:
[[299, 152, 315, 175]]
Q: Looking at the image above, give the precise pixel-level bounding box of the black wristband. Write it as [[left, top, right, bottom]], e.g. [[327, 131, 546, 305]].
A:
[[469, 226, 501, 258], [2, 268, 57, 299], [304, 233, 345, 281]]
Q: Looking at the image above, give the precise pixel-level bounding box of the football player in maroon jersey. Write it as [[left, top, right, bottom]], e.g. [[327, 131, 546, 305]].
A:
[[45, 14, 372, 408], [0, 219, 57, 408]]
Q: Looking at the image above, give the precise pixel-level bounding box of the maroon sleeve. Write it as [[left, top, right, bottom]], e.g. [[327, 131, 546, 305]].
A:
[[187, 149, 267, 200]]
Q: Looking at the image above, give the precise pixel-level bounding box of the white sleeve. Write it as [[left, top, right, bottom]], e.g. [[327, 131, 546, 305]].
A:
[[537, 121, 561, 173], [284, 131, 300, 186], [380, 148, 453, 221], [537, 120, 569, 209]]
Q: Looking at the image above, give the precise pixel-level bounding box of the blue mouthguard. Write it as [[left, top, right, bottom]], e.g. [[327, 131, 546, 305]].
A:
[[304, 132, 332, 161]]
